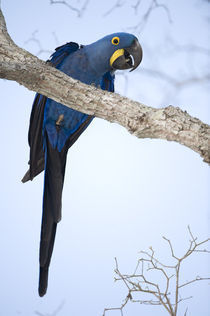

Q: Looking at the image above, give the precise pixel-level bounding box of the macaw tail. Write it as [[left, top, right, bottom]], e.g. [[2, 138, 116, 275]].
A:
[[39, 223, 57, 296], [39, 135, 68, 297]]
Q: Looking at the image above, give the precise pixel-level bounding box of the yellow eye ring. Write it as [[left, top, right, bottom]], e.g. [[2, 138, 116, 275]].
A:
[[111, 36, 120, 45]]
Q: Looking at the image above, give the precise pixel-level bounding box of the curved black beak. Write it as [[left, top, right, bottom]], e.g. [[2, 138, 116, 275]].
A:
[[111, 38, 143, 72], [127, 38, 143, 71]]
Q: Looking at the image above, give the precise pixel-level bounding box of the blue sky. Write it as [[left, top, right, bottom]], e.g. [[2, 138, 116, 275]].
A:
[[0, 1, 209, 315]]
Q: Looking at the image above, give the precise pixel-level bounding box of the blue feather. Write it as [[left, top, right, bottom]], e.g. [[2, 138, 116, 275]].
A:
[[48, 42, 79, 68], [23, 32, 141, 297]]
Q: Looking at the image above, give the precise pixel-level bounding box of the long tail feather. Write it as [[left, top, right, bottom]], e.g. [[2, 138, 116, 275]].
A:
[[39, 135, 68, 297], [39, 223, 57, 296]]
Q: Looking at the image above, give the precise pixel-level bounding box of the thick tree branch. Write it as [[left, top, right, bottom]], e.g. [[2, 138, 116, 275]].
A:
[[0, 9, 209, 163]]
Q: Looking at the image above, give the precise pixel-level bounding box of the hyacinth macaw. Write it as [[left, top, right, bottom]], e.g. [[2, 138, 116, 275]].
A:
[[22, 32, 142, 297]]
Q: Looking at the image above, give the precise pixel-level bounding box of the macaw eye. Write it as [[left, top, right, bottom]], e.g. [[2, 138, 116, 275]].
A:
[[112, 36, 120, 45]]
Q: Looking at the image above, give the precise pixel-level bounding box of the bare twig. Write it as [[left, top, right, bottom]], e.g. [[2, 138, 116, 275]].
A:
[[140, 68, 210, 89], [104, 227, 210, 315], [132, 0, 142, 15], [50, 0, 89, 17], [34, 300, 65, 316], [179, 276, 210, 289], [103, 293, 131, 316], [130, 0, 172, 32], [103, 0, 125, 17], [24, 30, 54, 56], [165, 38, 210, 56]]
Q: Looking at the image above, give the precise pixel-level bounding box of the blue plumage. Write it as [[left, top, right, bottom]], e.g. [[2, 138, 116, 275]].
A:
[[23, 33, 142, 297], [44, 40, 116, 151], [48, 41, 79, 67]]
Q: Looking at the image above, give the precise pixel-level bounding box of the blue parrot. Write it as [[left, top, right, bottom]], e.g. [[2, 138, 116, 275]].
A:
[[22, 32, 142, 297]]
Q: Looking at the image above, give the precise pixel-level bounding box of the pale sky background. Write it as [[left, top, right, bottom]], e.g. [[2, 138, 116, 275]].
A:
[[0, 1, 209, 316]]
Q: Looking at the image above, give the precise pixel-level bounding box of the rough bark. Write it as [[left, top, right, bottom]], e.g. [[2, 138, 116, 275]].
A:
[[0, 9, 209, 163]]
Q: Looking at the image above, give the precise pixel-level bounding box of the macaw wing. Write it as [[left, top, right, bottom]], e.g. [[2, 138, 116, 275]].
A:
[[22, 57, 115, 183], [47, 42, 79, 68], [23, 93, 47, 182], [22, 42, 80, 182]]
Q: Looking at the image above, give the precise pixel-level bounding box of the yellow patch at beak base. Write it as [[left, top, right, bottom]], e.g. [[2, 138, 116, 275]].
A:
[[110, 49, 125, 67]]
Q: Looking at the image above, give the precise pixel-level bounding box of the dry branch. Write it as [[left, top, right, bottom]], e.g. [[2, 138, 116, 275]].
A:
[[50, 0, 89, 17], [0, 8, 209, 163], [104, 227, 210, 315], [35, 300, 65, 316], [130, 0, 172, 31], [24, 30, 55, 57]]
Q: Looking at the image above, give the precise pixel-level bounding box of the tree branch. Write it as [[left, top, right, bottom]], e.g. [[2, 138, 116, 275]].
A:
[[108, 228, 210, 315], [24, 30, 54, 56], [103, 0, 125, 17], [129, 0, 172, 31], [0, 8, 209, 164], [34, 300, 65, 316], [50, 0, 89, 17]]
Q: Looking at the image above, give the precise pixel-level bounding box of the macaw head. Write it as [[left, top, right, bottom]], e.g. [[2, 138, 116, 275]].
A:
[[86, 32, 143, 74], [107, 32, 142, 72]]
